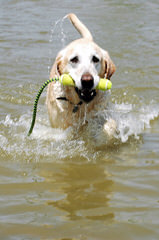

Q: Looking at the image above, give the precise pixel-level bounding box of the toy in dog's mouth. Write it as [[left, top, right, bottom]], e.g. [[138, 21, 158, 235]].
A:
[[75, 87, 96, 103], [74, 73, 97, 103], [27, 74, 112, 136]]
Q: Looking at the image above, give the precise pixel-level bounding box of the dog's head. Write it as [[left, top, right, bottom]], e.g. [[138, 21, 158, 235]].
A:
[[52, 38, 115, 103]]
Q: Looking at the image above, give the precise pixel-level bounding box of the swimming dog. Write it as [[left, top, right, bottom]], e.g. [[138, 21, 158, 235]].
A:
[[46, 13, 116, 138]]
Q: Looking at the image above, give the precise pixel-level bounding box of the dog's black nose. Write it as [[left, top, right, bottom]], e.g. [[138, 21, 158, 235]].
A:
[[81, 73, 94, 89]]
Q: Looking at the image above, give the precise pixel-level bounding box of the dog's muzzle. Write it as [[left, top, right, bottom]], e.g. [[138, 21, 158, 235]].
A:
[[75, 73, 96, 103]]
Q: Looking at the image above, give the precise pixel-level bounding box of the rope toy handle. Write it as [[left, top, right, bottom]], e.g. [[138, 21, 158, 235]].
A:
[[27, 74, 112, 136], [27, 78, 59, 136]]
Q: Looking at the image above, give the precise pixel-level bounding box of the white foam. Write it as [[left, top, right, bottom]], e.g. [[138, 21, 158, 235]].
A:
[[0, 101, 159, 161], [111, 102, 159, 142]]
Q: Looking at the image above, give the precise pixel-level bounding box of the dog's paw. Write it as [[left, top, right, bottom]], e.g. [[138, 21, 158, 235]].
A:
[[103, 119, 117, 139]]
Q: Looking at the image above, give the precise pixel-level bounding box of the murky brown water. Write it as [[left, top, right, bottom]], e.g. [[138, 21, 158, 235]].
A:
[[1, 1, 159, 239]]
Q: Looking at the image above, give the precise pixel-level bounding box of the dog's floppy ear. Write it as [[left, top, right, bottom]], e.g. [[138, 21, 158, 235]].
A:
[[49, 53, 64, 78], [102, 50, 116, 79]]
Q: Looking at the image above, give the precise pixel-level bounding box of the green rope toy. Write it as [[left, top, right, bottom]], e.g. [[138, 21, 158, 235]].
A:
[[27, 74, 112, 136]]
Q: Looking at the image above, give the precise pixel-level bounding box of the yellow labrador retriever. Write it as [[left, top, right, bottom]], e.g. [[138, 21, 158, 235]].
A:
[[46, 13, 116, 137]]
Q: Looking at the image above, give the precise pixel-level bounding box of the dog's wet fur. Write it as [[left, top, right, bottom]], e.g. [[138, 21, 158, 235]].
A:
[[46, 13, 117, 138]]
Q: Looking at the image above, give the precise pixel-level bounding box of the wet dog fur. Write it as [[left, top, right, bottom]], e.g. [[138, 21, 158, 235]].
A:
[[46, 13, 116, 138]]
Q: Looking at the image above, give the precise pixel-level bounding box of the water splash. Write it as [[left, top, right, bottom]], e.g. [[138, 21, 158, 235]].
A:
[[0, 100, 159, 162], [48, 16, 68, 74], [113, 102, 159, 142], [60, 15, 68, 47]]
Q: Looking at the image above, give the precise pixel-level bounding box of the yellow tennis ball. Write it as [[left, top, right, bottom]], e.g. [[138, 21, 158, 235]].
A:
[[96, 78, 112, 91], [59, 74, 75, 86]]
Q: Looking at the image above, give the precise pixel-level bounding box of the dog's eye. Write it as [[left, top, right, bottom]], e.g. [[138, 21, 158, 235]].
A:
[[92, 55, 100, 63], [70, 56, 79, 64]]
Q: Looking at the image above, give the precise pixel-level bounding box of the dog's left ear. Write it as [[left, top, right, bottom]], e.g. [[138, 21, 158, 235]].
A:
[[102, 50, 116, 79], [49, 53, 64, 78]]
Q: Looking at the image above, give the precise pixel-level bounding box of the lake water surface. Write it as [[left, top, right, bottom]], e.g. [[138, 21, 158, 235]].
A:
[[0, 1, 159, 239]]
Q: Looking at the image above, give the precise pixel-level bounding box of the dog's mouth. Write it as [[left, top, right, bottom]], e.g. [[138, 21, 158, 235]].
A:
[[75, 87, 96, 103], [73, 73, 97, 103]]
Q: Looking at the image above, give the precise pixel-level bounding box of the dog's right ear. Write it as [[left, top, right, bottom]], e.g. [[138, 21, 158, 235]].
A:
[[101, 50, 116, 80], [49, 53, 63, 78]]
